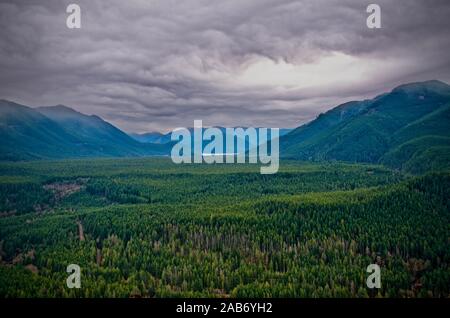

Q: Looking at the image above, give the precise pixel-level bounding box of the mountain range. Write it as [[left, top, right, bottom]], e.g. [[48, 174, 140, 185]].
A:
[[130, 128, 293, 152], [280, 80, 450, 173], [130, 132, 173, 144], [1, 80, 449, 173], [0, 101, 170, 160]]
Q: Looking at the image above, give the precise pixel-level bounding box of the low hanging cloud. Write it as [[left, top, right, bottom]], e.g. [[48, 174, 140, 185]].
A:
[[0, 0, 450, 132]]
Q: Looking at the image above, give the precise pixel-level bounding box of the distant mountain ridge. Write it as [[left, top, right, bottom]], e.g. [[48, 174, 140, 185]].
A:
[[281, 80, 450, 173], [0, 100, 170, 160], [130, 132, 172, 144], [130, 128, 293, 147], [1, 80, 449, 173]]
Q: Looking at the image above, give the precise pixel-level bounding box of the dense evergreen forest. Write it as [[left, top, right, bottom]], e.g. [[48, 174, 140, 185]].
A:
[[0, 158, 449, 298]]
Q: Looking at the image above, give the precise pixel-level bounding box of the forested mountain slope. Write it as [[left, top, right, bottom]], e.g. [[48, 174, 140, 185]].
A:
[[0, 100, 169, 160], [281, 80, 450, 173]]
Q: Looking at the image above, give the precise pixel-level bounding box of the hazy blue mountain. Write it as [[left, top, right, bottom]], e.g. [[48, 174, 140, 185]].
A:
[[37, 105, 151, 156], [131, 128, 292, 153], [281, 80, 450, 173], [0, 100, 170, 160], [0, 101, 82, 160], [3, 79, 449, 172], [130, 132, 172, 144]]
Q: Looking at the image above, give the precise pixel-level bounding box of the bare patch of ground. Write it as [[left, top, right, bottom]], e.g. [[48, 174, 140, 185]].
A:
[[96, 248, 102, 266], [12, 249, 35, 265], [77, 220, 85, 241], [0, 210, 16, 218], [25, 264, 39, 274], [44, 182, 82, 200], [0, 240, 5, 263]]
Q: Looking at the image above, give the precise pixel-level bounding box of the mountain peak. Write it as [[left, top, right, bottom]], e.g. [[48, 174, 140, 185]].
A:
[[0, 99, 30, 108], [392, 80, 450, 95], [0, 99, 11, 104], [0, 99, 37, 116], [37, 104, 81, 115]]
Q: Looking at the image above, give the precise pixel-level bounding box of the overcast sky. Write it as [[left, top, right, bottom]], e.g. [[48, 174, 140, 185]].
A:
[[1, 0, 450, 133]]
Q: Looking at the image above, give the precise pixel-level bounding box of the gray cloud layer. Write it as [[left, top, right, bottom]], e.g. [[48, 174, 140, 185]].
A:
[[1, 0, 450, 132]]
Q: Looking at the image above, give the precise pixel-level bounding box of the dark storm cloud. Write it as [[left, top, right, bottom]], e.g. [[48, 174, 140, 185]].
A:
[[0, 0, 450, 132]]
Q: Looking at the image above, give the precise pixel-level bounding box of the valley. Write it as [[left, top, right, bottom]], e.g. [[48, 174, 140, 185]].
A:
[[0, 80, 449, 298], [0, 158, 449, 297]]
